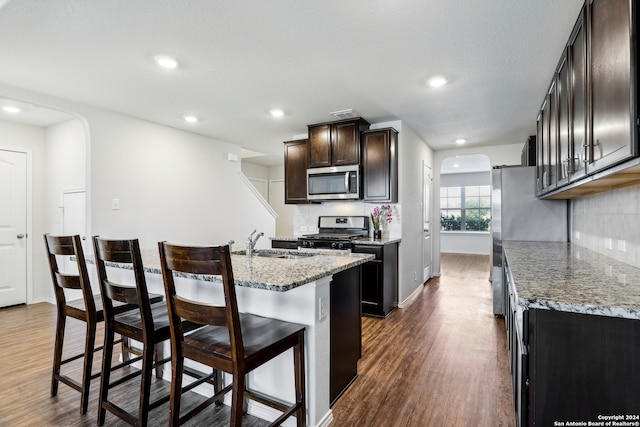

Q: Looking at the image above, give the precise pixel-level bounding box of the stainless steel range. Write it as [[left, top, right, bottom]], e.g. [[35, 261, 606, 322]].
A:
[[298, 216, 369, 250]]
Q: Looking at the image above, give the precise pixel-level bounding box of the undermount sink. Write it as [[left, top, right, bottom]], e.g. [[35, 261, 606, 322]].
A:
[[234, 250, 316, 259], [256, 252, 316, 259], [277, 254, 316, 259]]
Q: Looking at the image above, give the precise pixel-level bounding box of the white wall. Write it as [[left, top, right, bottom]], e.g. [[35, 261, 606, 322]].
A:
[[87, 110, 275, 249], [241, 161, 270, 181], [0, 83, 276, 303], [432, 143, 522, 275], [440, 232, 490, 254], [393, 122, 434, 303]]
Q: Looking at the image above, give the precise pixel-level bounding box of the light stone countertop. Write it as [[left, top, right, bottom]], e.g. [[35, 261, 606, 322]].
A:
[[126, 249, 374, 292], [352, 237, 401, 246], [503, 241, 640, 319]]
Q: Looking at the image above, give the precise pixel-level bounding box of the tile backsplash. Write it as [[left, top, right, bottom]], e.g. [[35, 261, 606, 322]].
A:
[[293, 201, 402, 238], [571, 183, 640, 267]]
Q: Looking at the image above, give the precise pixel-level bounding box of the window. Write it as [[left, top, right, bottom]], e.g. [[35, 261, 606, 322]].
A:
[[440, 185, 491, 231]]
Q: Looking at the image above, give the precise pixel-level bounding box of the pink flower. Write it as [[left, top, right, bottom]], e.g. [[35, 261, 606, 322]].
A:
[[370, 205, 393, 231]]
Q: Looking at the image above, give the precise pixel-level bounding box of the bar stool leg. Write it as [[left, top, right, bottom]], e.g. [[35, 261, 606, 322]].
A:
[[79, 321, 97, 414], [50, 311, 66, 397]]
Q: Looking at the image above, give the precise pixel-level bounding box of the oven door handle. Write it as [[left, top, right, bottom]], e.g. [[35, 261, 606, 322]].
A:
[[344, 171, 350, 193]]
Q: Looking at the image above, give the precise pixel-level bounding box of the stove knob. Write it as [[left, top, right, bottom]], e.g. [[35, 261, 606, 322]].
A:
[[309, 241, 315, 248], [338, 242, 344, 249], [302, 241, 309, 248], [331, 242, 338, 249]]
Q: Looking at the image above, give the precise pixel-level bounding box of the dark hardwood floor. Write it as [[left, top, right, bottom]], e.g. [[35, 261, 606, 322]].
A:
[[0, 253, 513, 426], [331, 253, 514, 427]]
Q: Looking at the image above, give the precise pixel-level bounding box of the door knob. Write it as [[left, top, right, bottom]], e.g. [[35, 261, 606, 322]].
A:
[[17, 234, 25, 239]]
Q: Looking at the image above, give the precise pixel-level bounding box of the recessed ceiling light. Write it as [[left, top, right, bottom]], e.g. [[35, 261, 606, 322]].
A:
[[455, 138, 467, 144], [427, 75, 448, 88], [154, 55, 179, 69], [183, 115, 199, 123], [2, 106, 20, 113], [270, 109, 285, 118]]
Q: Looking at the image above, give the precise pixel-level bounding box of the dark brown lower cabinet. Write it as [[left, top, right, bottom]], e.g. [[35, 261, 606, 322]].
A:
[[527, 309, 640, 425], [330, 265, 362, 406], [506, 271, 640, 426], [352, 242, 398, 317], [270, 239, 298, 249]]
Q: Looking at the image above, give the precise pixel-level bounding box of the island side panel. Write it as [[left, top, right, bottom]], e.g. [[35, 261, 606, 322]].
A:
[[141, 268, 333, 427]]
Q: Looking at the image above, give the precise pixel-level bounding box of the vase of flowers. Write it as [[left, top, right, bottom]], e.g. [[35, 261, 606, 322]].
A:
[[370, 205, 392, 240]]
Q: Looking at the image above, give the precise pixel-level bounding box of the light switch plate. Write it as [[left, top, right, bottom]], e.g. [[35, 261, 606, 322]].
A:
[[111, 198, 120, 210]]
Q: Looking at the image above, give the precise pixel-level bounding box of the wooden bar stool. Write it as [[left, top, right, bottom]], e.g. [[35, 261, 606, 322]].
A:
[[158, 242, 307, 427], [93, 236, 212, 427], [44, 234, 161, 414]]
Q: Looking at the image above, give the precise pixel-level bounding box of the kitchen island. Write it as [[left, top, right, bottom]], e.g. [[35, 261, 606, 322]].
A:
[[97, 248, 374, 427], [502, 241, 640, 426]]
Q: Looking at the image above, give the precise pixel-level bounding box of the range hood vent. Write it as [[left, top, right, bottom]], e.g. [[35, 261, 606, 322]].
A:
[[329, 109, 358, 120]]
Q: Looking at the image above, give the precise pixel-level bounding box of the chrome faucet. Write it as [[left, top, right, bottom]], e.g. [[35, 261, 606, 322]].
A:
[[228, 240, 235, 252], [246, 230, 264, 258]]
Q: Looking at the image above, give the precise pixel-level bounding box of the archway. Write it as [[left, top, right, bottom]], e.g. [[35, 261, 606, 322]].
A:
[[0, 98, 88, 304], [439, 154, 492, 255]]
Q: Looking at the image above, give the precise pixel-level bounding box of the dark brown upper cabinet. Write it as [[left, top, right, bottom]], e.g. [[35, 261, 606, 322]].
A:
[[536, 0, 640, 198], [547, 80, 559, 191], [308, 118, 370, 168], [537, 95, 552, 194], [557, 53, 571, 187], [536, 105, 546, 195], [568, 7, 588, 182], [362, 128, 398, 203], [588, 0, 635, 172], [283, 139, 309, 204]]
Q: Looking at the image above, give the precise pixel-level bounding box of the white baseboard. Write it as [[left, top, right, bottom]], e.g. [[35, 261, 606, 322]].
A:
[[398, 283, 424, 309]]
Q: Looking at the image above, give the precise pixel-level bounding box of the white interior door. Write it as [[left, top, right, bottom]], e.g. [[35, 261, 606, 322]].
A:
[[423, 162, 433, 282], [0, 150, 27, 307]]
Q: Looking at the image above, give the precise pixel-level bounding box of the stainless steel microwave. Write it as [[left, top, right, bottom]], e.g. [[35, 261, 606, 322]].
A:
[[307, 165, 360, 200]]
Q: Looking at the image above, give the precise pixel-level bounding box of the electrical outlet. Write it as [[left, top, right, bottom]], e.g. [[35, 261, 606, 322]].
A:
[[575, 231, 580, 240], [111, 198, 120, 210], [309, 226, 318, 232], [617, 239, 626, 252], [414, 271, 418, 281], [300, 226, 308, 232], [318, 296, 327, 321], [604, 238, 613, 250]]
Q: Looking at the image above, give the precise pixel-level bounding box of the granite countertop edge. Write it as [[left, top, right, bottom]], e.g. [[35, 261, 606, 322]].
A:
[[99, 249, 374, 293], [503, 241, 640, 320]]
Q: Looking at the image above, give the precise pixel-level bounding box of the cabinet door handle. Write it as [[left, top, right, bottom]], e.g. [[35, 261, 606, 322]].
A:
[[17, 234, 25, 239]]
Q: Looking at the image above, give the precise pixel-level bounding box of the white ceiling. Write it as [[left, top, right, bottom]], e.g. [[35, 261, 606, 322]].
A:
[[441, 154, 492, 175], [0, 0, 584, 165]]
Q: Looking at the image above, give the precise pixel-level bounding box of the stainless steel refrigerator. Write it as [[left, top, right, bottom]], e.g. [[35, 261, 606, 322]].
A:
[[491, 166, 568, 315]]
